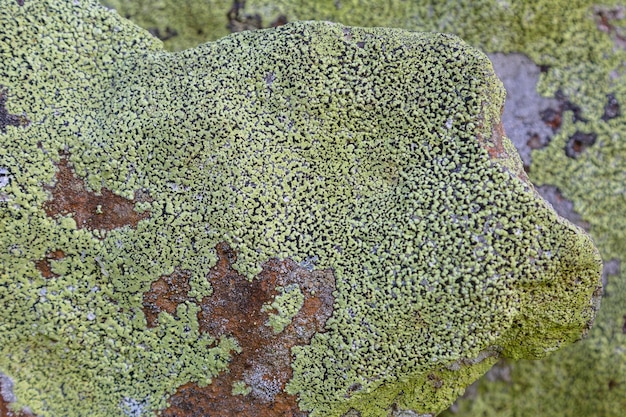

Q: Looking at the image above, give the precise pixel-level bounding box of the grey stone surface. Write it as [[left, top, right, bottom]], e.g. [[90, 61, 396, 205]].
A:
[[0, 373, 16, 403], [488, 53, 559, 168]]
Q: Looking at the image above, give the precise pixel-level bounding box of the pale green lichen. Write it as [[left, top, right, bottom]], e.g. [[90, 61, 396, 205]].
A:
[[93, 0, 626, 414], [99, 0, 235, 51], [232, 380, 253, 396], [262, 284, 305, 334], [0, 1, 604, 416], [187, 271, 214, 300], [223, 2, 623, 415]]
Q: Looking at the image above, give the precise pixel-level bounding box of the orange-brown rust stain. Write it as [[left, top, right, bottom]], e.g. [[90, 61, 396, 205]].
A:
[[34, 249, 66, 279], [477, 119, 530, 183], [484, 121, 508, 160], [161, 243, 336, 417], [42, 156, 151, 236], [0, 396, 35, 417], [142, 269, 193, 328]]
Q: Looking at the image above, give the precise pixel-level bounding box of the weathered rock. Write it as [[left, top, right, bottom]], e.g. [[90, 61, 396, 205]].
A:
[[0, 1, 602, 416]]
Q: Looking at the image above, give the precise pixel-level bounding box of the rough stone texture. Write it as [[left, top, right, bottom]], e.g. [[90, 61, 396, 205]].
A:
[[0, 1, 605, 417]]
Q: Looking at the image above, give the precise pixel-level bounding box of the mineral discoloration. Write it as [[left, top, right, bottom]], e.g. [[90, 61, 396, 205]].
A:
[[487, 53, 561, 169], [0, 398, 35, 417], [163, 243, 335, 416], [0, 374, 34, 417], [34, 249, 66, 279], [43, 157, 151, 236], [564, 131, 597, 158], [142, 269, 193, 328]]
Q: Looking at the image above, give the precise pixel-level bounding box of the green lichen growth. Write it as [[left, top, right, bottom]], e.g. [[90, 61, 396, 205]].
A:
[[232, 380, 253, 396], [0, 1, 604, 416], [218, 1, 623, 415], [100, 0, 234, 51], [187, 271, 213, 299], [262, 284, 305, 334]]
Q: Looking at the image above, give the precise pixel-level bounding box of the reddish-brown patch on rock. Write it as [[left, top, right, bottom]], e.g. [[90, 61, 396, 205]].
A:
[[142, 269, 193, 328], [0, 377, 35, 417], [565, 131, 597, 158], [162, 243, 336, 417], [0, 399, 35, 417], [482, 121, 508, 160], [42, 156, 151, 237], [34, 249, 66, 279], [477, 119, 530, 183], [540, 107, 562, 130]]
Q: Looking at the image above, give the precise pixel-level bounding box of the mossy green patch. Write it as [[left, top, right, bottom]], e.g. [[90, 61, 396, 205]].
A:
[[91, 0, 626, 414], [0, 0, 604, 416]]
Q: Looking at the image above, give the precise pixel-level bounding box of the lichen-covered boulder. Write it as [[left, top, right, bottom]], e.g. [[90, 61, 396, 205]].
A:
[[0, 1, 602, 416]]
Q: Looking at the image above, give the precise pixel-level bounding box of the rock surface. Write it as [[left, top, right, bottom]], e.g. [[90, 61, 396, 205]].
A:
[[97, 2, 626, 416], [0, 1, 602, 416]]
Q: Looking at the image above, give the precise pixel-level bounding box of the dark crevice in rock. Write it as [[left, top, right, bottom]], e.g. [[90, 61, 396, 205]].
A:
[[227, 1, 263, 32], [539, 107, 562, 130], [594, 6, 626, 49], [564, 131, 597, 158], [227, 0, 287, 33], [554, 90, 587, 123], [0, 86, 29, 134], [147, 26, 178, 42], [602, 93, 621, 121]]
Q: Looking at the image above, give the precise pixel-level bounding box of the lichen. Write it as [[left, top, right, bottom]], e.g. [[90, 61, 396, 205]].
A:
[[0, 1, 603, 416], [99, 0, 235, 51], [262, 284, 305, 334], [215, 1, 624, 416], [232, 380, 252, 396]]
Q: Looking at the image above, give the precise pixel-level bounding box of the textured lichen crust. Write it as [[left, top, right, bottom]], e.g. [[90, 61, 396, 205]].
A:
[[0, 1, 602, 416], [95, 1, 626, 416]]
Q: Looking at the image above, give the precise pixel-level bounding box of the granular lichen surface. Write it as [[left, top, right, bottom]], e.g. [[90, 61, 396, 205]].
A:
[[0, 1, 602, 416]]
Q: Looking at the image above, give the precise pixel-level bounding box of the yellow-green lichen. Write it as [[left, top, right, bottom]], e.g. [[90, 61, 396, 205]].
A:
[[0, 1, 604, 416], [96, 0, 626, 415], [262, 284, 305, 334], [232, 380, 253, 396], [99, 0, 234, 51]]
